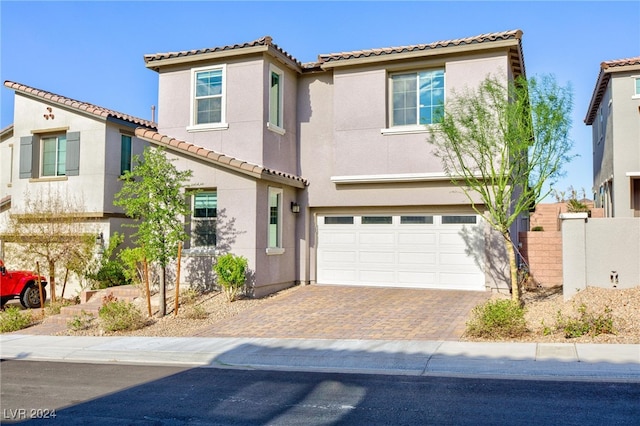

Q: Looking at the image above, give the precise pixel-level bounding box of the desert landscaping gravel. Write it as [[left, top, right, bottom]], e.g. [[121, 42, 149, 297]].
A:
[[55, 284, 640, 344]]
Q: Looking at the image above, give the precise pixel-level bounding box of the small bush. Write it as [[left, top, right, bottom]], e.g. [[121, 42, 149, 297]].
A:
[[179, 288, 208, 319], [98, 300, 145, 332], [555, 304, 615, 339], [213, 253, 248, 302], [87, 261, 131, 289], [45, 298, 75, 316], [0, 306, 34, 333], [466, 299, 527, 339], [531, 226, 544, 232], [67, 310, 96, 331]]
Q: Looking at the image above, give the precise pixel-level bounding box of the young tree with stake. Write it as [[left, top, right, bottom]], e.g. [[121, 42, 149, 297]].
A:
[[429, 74, 573, 302], [114, 147, 193, 316]]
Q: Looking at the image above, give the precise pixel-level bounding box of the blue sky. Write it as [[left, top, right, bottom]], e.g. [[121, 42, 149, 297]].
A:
[[1, 1, 639, 198]]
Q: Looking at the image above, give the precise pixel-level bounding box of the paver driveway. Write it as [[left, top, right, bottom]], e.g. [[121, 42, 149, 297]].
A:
[[196, 285, 490, 341]]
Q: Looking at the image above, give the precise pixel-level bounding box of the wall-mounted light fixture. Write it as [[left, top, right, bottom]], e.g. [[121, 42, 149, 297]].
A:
[[290, 202, 300, 213]]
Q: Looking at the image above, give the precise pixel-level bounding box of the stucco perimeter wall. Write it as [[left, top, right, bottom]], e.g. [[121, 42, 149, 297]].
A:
[[562, 215, 640, 300], [518, 231, 562, 287]]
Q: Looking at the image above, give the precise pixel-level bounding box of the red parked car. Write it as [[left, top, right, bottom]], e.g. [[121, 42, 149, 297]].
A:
[[0, 259, 48, 309]]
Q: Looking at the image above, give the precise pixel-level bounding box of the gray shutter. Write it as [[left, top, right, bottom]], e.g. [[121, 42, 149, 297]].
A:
[[66, 131, 80, 176], [19, 136, 33, 179]]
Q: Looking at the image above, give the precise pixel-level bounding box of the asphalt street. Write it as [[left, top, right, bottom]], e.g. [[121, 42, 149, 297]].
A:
[[2, 360, 639, 425]]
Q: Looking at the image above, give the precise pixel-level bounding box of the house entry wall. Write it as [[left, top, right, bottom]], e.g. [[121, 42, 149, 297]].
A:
[[316, 214, 485, 290]]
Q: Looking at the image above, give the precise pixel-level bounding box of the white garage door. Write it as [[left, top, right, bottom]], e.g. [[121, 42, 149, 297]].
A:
[[317, 214, 485, 290]]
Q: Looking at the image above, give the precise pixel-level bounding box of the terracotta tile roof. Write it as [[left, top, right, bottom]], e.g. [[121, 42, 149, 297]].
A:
[[144, 30, 525, 75], [144, 36, 302, 69], [1, 124, 13, 138], [585, 56, 640, 124], [316, 29, 524, 65], [134, 128, 307, 188], [4, 81, 157, 129]]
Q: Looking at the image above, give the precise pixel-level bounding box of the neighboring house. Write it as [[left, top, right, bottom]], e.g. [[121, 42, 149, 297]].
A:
[[0, 82, 156, 294], [585, 57, 640, 218], [2, 29, 527, 298]]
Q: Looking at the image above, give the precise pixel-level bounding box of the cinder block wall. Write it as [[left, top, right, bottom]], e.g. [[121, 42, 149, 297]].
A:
[[518, 231, 563, 287]]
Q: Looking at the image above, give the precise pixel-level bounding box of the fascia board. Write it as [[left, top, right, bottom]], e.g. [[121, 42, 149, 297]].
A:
[[145, 45, 270, 69], [320, 39, 519, 70]]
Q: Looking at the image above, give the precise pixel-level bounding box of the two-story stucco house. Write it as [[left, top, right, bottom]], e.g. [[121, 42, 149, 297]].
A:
[[2, 29, 526, 298], [0, 82, 156, 294], [585, 57, 640, 218]]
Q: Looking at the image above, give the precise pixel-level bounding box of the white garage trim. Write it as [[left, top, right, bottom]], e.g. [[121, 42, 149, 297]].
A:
[[316, 214, 485, 290]]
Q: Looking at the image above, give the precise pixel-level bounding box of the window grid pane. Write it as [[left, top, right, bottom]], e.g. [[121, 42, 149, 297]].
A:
[[195, 69, 223, 124], [192, 191, 217, 247], [362, 216, 392, 224], [392, 70, 443, 126], [42, 135, 66, 177], [442, 215, 477, 224], [400, 215, 434, 224], [324, 216, 354, 225], [268, 190, 281, 248]]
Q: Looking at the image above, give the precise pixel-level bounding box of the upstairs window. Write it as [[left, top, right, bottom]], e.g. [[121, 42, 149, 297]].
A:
[[41, 134, 66, 176], [120, 134, 132, 175], [191, 66, 226, 128], [391, 69, 444, 126], [19, 131, 80, 179], [268, 66, 284, 133], [192, 191, 217, 247], [634, 77, 640, 97]]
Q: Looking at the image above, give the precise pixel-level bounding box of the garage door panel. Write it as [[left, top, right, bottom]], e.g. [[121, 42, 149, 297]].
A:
[[321, 232, 357, 245], [319, 268, 358, 283], [439, 231, 470, 246], [398, 271, 436, 285], [359, 270, 396, 283], [398, 251, 437, 265], [359, 232, 395, 245], [320, 250, 357, 263], [398, 232, 437, 245], [359, 250, 395, 264]]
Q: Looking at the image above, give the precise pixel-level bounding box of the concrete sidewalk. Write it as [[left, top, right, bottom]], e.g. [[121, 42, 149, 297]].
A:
[[1, 334, 638, 381]]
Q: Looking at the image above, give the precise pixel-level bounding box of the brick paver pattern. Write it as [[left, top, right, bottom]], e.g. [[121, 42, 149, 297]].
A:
[[195, 285, 490, 341]]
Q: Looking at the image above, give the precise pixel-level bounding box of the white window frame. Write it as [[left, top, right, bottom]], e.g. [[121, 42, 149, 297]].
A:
[[191, 190, 217, 250], [385, 69, 445, 132], [41, 134, 66, 177], [267, 64, 285, 135], [187, 65, 228, 132], [266, 187, 284, 255]]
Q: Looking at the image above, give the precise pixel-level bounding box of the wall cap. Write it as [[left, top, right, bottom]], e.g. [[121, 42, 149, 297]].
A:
[[559, 212, 588, 220]]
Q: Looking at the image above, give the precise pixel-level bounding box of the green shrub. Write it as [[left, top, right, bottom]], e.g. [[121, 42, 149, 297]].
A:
[[555, 304, 615, 338], [531, 226, 544, 231], [466, 299, 528, 339], [98, 300, 145, 332], [87, 261, 131, 289], [213, 253, 248, 302], [67, 310, 96, 331], [0, 306, 34, 333]]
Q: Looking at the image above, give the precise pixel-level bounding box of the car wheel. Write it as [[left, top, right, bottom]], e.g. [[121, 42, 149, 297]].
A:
[[20, 283, 46, 309]]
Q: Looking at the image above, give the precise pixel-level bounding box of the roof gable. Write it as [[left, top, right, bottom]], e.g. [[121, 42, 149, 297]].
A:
[[4, 81, 157, 129]]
